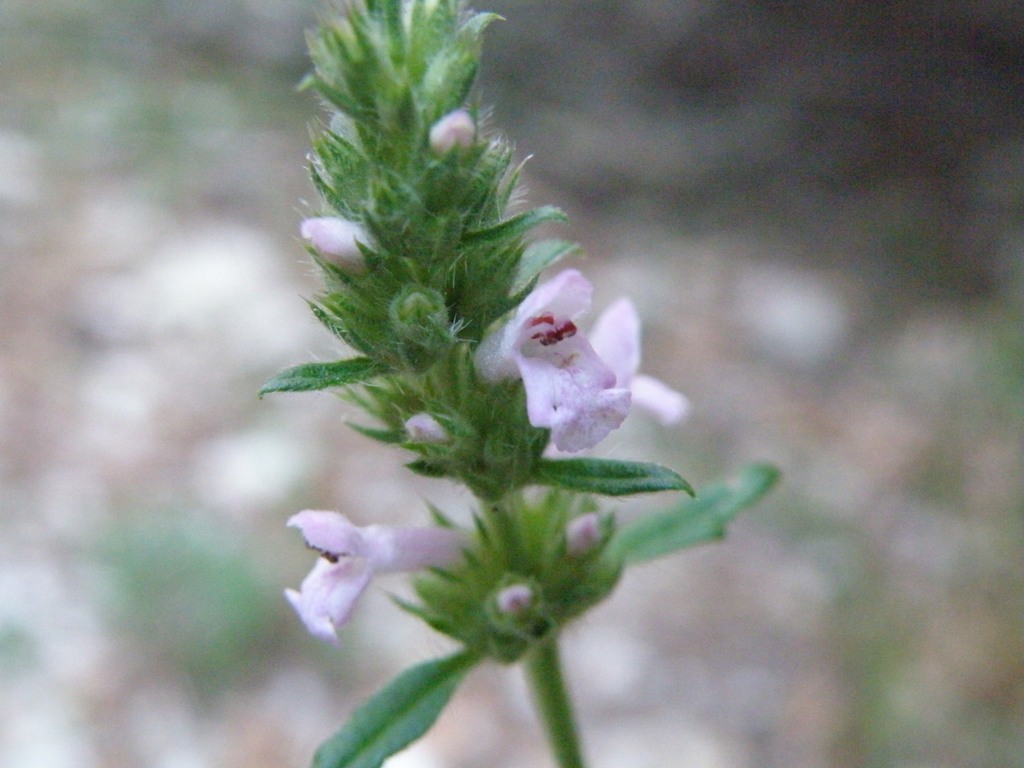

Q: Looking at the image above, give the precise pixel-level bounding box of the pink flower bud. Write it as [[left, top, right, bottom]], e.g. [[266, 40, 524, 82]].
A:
[[300, 216, 368, 275], [496, 583, 534, 615], [566, 512, 602, 556], [404, 413, 449, 443], [429, 109, 475, 154]]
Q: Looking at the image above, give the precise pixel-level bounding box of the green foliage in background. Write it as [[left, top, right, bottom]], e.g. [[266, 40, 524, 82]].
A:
[[98, 514, 285, 697]]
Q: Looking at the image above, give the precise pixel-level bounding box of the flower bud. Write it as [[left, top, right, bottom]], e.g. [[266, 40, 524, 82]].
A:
[[565, 512, 603, 556], [429, 109, 475, 154], [404, 413, 449, 444], [496, 583, 533, 615], [300, 216, 368, 275], [388, 285, 454, 369], [392, 286, 446, 327], [483, 579, 551, 660]]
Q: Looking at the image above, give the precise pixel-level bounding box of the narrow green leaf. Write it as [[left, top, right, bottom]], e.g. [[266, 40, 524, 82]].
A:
[[512, 239, 580, 293], [381, 0, 403, 44], [460, 11, 503, 39], [312, 651, 477, 768], [259, 358, 382, 397], [610, 463, 781, 564], [308, 302, 363, 350], [348, 423, 405, 444], [534, 458, 694, 497], [310, 167, 354, 221], [306, 75, 361, 117], [462, 206, 566, 246], [316, 131, 369, 210], [406, 459, 448, 478]]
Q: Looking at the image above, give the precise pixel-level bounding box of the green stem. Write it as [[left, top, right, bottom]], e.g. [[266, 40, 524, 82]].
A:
[[524, 636, 587, 768], [487, 499, 524, 565]]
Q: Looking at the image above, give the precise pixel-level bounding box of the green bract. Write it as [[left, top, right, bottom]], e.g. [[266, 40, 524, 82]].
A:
[[409, 491, 621, 663]]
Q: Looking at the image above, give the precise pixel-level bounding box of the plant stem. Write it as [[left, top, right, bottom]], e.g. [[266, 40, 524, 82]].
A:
[[524, 635, 587, 768]]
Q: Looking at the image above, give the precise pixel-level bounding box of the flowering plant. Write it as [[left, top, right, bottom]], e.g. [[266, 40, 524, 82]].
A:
[[261, 2, 779, 766]]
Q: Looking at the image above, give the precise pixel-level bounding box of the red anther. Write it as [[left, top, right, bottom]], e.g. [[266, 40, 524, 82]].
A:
[[528, 313, 556, 327], [309, 544, 340, 563], [531, 319, 577, 346]]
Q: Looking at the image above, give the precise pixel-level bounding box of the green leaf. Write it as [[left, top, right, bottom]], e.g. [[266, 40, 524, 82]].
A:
[[405, 459, 448, 478], [259, 358, 382, 397], [610, 463, 781, 564], [534, 458, 694, 497], [312, 651, 477, 768], [462, 205, 566, 246], [512, 239, 580, 293], [348, 423, 405, 444], [315, 131, 370, 214], [309, 302, 354, 344], [460, 11, 503, 39]]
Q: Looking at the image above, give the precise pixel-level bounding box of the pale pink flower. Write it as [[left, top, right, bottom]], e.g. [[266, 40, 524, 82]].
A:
[[285, 510, 464, 645], [300, 216, 368, 275], [588, 298, 689, 426], [429, 109, 476, 153], [475, 270, 631, 452]]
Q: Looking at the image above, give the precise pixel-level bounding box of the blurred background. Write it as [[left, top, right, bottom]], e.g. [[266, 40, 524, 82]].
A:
[[1, 1, 1022, 766]]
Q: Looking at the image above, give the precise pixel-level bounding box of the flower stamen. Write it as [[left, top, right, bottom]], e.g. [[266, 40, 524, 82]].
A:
[[529, 315, 578, 346], [309, 544, 340, 563]]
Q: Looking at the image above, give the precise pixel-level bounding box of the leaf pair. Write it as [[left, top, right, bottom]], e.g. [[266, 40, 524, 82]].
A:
[[258, 360, 690, 496], [261, 360, 702, 500]]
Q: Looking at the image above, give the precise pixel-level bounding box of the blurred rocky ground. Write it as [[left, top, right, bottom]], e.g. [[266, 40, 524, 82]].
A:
[[1, 1, 1021, 767]]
